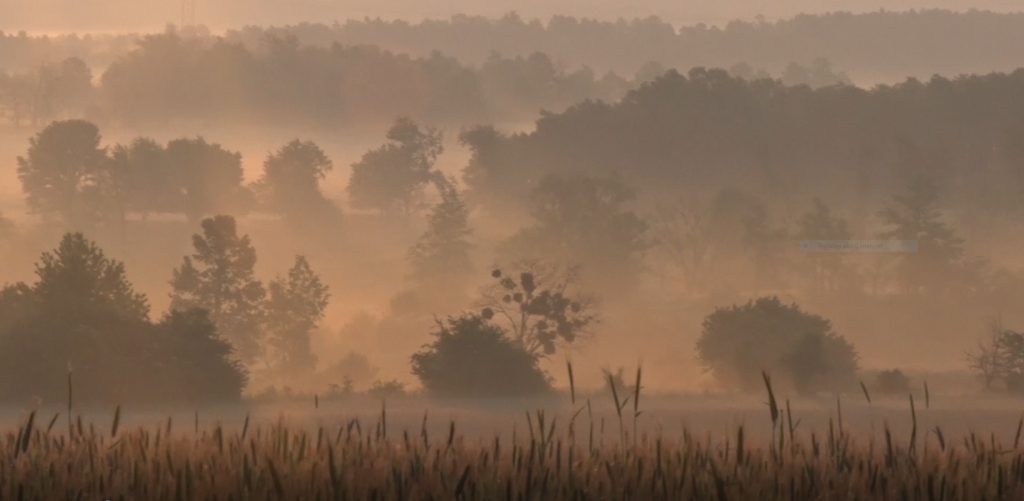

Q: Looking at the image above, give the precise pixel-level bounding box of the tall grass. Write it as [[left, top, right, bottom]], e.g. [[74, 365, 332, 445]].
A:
[[2, 372, 1024, 499]]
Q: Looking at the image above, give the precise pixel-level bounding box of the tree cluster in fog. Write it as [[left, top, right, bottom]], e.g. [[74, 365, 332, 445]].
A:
[[0, 29, 631, 128], [16, 120, 348, 233], [0, 234, 245, 405]]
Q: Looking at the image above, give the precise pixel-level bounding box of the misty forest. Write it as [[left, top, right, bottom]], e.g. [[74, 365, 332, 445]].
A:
[[4, 4, 1024, 500]]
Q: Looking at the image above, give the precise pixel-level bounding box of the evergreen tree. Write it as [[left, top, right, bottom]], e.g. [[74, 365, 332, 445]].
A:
[[170, 215, 266, 363], [34, 232, 150, 321]]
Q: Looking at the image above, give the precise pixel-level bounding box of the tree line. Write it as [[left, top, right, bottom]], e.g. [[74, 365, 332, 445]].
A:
[[7, 10, 1024, 82], [458, 67, 1024, 233], [0, 29, 631, 129], [15, 120, 347, 232]]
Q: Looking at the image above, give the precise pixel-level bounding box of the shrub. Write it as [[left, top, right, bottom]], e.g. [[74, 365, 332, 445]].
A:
[[873, 369, 911, 396], [411, 314, 550, 398], [696, 296, 858, 394], [367, 379, 407, 399]]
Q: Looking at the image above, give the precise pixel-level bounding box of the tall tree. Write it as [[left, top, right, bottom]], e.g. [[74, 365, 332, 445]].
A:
[[254, 139, 339, 222], [407, 176, 474, 290], [17, 120, 108, 229], [347, 117, 443, 218], [878, 174, 965, 293], [170, 215, 266, 363], [797, 198, 852, 293], [264, 256, 330, 375], [650, 199, 713, 292]]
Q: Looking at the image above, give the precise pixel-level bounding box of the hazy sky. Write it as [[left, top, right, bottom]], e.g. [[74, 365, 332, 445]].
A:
[[3, 0, 1023, 33]]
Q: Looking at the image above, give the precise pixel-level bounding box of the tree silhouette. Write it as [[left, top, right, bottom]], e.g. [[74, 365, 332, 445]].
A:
[[34, 232, 149, 321], [17, 120, 108, 229], [797, 198, 852, 293], [458, 125, 520, 214], [108, 137, 179, 219], [0, 233, 245, 404], [264, 256, 330, 375], [347, 117, 443, 218], [155, 308, 248, 403], [696, 296, 858, 394], [254, 139, 339, 223], [650, 198, 713, 292], [165, 137, 251, 222], [410, 313, 550, 398], [498, 174, 649, 293], [407, 176, 474, 289], [476, 261, 597, 357], [878, 174, 965, 293], [170, 215, 266, 364]]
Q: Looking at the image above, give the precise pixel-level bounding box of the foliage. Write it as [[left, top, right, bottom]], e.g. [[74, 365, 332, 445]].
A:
[[780, 58, 852, 88], [696, 296, 859, 394], [347, 117, 444, 217], [170, 215, 266, 364], [878, 174, 966, 294], [17, 120, 108, 229], [33, 233, 149, 321], [407, 176, 474, 289], [0, 233, 245, 404], [410, 314, 550, 398], [966, 319, 1024, 392], [165, 137, 252, 221], [151, 308, 249, 403], [476, 262, 597, 357], [321, 351, 380, 390], [253, 139, 339, 224], [796, 198, 852, 293], [0, 57, 92, 127], [367, 379, 408, 399], [498, 174, 649, 293], [264, 256, 330, 375], [873, 369, 912, 396]]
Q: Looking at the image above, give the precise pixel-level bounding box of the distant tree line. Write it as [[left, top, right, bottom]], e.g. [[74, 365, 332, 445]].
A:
[[459, 67, 1024, 230], [220, 11, 1024, 81], [8, 10, 1024, 83], [0, 29, 631, 128]]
